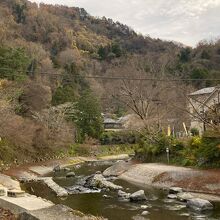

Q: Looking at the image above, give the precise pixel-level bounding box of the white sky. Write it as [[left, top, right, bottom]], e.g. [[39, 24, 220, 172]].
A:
[[29, 0, 220, 46]]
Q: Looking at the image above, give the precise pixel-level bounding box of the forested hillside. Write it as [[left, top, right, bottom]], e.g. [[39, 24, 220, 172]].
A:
[[0, 0, 220, 164]]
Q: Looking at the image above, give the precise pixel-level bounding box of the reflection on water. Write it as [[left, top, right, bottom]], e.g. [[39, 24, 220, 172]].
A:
[[22, 161, 220, 220]]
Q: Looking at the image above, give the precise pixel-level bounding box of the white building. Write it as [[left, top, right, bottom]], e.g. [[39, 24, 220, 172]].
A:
[[189, 86, 220, 135]]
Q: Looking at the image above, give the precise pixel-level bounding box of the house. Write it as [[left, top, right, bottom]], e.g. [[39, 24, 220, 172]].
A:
[[103, 118, 123, 131], [188, 86, 220, 135]]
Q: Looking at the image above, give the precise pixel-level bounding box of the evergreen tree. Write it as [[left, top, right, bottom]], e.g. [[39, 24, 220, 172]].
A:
[[0, 46, 29, 80], [75, 90, 103, 141]]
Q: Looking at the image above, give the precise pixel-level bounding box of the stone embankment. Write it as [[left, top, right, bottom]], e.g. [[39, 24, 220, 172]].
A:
[[39, 177, 68, 197], [104, 161, 220, 200], [1, 156, 120, 220], [0, 170, 105, 219], [18, 171, 68, 197]]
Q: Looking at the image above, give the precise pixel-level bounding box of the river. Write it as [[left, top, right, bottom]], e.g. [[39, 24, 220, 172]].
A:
[[22, 160, 220, 220]]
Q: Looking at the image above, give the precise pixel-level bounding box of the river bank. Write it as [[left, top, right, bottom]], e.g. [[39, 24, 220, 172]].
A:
[[21, 158, 220, 220], [2, 155, 220, 219], [107, 162, 220, 200], [0, 155, 129, 220]]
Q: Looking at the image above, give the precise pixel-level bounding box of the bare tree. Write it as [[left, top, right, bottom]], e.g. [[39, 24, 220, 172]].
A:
[[167, 84, 220, 135], [106, 54, 186, 134]]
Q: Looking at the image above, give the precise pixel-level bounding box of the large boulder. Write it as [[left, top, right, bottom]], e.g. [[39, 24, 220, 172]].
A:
[[53, 165, 61, 172], [85, 174, 123, 191], [118, 190, 131, 201], [167, 194, 177, 199], [130, 190, 147, 202], [103, 160, 131, 177], [177, 192, 194, 202], [169, 187, 183, 194], [187, 198, 213, 211]]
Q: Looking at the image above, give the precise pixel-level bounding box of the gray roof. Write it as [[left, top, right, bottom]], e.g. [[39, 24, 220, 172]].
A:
[[189, 87, 216, 96], [104, 118, 119, 124]]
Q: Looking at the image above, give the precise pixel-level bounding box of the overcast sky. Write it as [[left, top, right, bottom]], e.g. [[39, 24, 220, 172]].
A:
[[29, 0, 220, 47]]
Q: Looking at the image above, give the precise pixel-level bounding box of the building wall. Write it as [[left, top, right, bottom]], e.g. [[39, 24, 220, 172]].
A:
[[189, 90, 220, 135]]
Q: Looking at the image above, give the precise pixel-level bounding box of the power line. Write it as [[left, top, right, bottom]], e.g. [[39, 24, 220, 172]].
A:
[[0, 67, 220, 82], [77, 75, 220, 82]]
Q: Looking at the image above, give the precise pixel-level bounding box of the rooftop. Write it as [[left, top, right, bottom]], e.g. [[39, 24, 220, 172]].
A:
[[189, 87, 216, 96], [103, 118, 120, 124]]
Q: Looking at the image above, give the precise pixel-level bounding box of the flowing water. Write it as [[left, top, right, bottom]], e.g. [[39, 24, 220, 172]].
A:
[[22, 161, 220, 220]]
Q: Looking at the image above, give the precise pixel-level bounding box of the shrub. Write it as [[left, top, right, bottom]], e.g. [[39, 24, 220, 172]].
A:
[[135, 133, 172, 162], [195, 136, 220, 167], [100, 131, 140, 145], [180, 134, 220, 167], [190, 128, 200, 136]]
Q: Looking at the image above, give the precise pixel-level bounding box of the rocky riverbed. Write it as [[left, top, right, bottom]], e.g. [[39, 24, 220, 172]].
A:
[[20, 159, 220, 219], [2, 156, 220, 219]]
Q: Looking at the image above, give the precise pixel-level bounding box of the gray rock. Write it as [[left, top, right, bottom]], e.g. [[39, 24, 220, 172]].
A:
[[75, 164, 81, 169], [140, 205, 148, 210], [96, 171, 102, 174], [177, 192, 194, 202], [85, 174, 123, 191], [53, 165, 61, 172], [187, 198, 213, 211], [141, 211, 149, 216], [66, 172, 76, 178], [66, 185, 101, 194], [130, 190, 147, 202], [118, 190, 131, 200], [167, 194, 177, 199], [105, 176, 118, 181], [103, 194, 112, 199], [103, 160, 131, 177], [169, 187, 183, 194]]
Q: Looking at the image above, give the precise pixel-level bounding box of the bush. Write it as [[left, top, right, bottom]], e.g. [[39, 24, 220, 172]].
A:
[[135, 133, 171, 162], [100, 131, 140, 145], [135, 132, 186, 163], [178, 135, 220, 167], [190, 128, 200, 136], [195, 136, 220, 167]]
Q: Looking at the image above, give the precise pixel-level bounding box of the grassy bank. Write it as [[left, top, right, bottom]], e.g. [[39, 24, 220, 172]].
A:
[[65, 144, 136, 158]]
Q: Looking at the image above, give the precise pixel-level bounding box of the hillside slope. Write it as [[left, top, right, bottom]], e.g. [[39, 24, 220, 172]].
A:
[[0, 0, 220, 164]]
